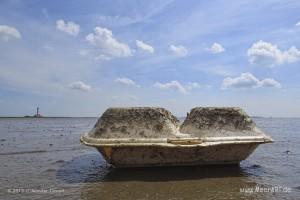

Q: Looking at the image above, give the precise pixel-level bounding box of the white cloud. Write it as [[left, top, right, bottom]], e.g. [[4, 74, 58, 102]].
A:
[[94, 54, 111, 61], [86, 27, 132, 59], [56, 20, 80, 36], [154, 81, 188, 94], [0, 25, 21, 41], [260, 78, 282, 88], [221, 72, 281, 89], [186, 82, 202, 90], [222, 73, 259, 89], [114, 77, 139, 87], [296, 21, 300, 27], [207, 43, 225, 54], [136, 40, 154, 53], [169, 45, 188, 57], [186, 82, 211, 90], [68, 81, 91, 92], [153, 81, 209, 94], [247, 40, 300, 67]]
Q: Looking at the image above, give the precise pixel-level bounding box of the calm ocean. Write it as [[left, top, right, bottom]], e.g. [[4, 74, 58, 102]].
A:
[[0, 117, 299, 199]]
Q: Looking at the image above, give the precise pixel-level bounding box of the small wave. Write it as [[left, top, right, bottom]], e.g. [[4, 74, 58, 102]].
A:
[[44, 168, 56, 172], [249, 164, 261, 169], [0, 150, 47, 155], [54, 160, 65, 164], [283, 150, 292, 154], [0, 147, 85, 156], [294, 186, 300, 190]]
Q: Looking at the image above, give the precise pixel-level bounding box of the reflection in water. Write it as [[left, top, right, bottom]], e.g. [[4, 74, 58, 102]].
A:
[[56, 153, 109, 184], [57, 153, 250, 183], [57, 153, 273, 200]]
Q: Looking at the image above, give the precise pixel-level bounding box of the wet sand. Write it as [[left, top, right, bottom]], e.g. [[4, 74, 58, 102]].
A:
[[0, 117, 299, 199]]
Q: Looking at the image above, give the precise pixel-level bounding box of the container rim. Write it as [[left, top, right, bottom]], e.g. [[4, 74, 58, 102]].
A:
[[80, 134, 273, 148]]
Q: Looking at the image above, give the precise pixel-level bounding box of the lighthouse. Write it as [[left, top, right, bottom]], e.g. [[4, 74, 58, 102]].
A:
[[34, 106, 43, 117]]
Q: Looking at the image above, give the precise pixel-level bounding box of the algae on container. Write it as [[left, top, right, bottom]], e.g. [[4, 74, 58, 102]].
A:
[[80, 107, 273, 168]]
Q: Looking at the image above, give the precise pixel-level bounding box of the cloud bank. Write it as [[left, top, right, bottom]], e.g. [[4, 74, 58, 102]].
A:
[[247, 40, 300, 67], [222, 73, 281, 89]]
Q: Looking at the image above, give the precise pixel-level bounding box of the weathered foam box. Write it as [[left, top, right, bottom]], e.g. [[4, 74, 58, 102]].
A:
[[80, 107, 273, 168]]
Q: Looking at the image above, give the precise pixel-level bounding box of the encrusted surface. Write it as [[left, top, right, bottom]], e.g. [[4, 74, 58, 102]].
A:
[[98, 143, 259, 167], [180, 107, 265, 137], [86, 107, 269, 139], [88, 107, 181, 138]]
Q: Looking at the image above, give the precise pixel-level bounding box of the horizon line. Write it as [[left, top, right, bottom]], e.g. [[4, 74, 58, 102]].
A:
[[0, 116, 300, 119]]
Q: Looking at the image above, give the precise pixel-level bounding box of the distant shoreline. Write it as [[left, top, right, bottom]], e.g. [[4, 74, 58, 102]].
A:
[[0, 116, 299, 119], [0, 117, 98, 118]]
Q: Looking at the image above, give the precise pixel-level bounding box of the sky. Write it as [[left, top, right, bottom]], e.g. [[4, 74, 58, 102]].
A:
[[0, 0, 300, 117]]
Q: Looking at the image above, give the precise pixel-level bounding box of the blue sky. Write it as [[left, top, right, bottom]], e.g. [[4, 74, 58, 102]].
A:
[[0, 0, 300, 117]]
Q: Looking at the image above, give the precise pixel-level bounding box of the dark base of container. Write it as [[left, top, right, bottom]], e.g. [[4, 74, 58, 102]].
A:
[[97, 143, 259, 168]]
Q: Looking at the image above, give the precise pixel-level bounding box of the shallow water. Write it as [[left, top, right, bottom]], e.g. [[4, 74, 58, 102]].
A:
[[0, 117, 299, 200]]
